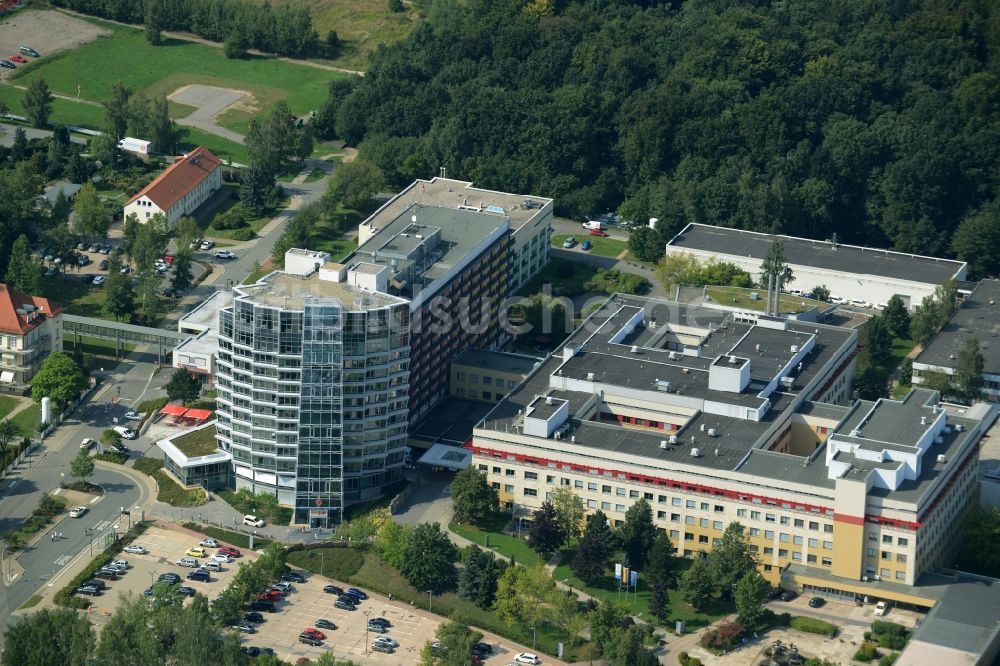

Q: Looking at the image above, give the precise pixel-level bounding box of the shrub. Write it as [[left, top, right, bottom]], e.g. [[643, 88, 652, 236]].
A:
[[212, 205, 249, 230], [871, 621, 910, 650], [228, 226, 255, 241], [181, 522, 272, 550], [700, 621, 744, 651], [853, 642, 879, 662], [789, 616, 838, 637], [689, 660, 702, 666], [133, 457, 164, 476], [879, 654, 899, 666], [678, 652, 689, 665], [95, 452, 129, 465]]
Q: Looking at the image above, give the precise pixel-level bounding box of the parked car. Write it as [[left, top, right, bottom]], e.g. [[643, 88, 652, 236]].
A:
[[177, 586, 196, 597], [298, 634, 323, 647], [76, 585, 102, 596], [81, 274, 95, 284], [69, 506, 88, 518], [110, 443, 129, 454], [367, 621, 388, 633], [249, 600, 276, 613], [186, 547, 207, 558], [780, 590, 798, 602], [200, 240, 214, 250], [561, 237, 576, 248], [77, 255, 90, 266], [282, 571, 306, 583], [368, 617, 391, 628], [123, 544, 147, 555], [176, 557, 199, 568], [94, 570, 118, 580], [215, 250, 236, 260], [473, 643, 493, 656], [187, 569, 210, 582], [88, 244, 100, 253], [259, 590, 281, 602], [44, 267, 57, 277], [218, 546, 241, 558], [158, 573, 181, 585], [514, 654, 541, 665], [91, 275, 106, 286], [202, 561, 223, 572], [371, 642, 394, 654], [302, 628, 326, 640], [334, 599, 355, 611], [808, 596, 825, 608], [162, 288, 181, 298], [373, 636, 398, 649], [163, 254, 174, 264], [98, 259, 109, 270], [235, 623, 257, 634], [112, 426, 137, 439], [0, 60, 16, 69], [124, 410, 141, 420], [323, 584, 344, 595], [20, 46, 40, 57], [580, 240, 592, 251], [243, 515, 264, 527], [346, 588, 368, 600], [99, 245, 111, 254], [120, 264, 131, 274], [81, 438, 97, 449], [83, 579, 106, 591], [314, 619, 336, 630], [336, 595, 357, 606], [111, 559, 129, 570], [874, 601, 888, 616], [210, 553, 231, 564], [243, 612, 264, 624], [589, 229, 610, 237]]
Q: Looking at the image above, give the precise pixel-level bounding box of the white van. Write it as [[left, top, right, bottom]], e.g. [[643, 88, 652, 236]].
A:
[[582, 220, 602, 230], [203, 561, 223, 572], [176, 557, 199, 568]]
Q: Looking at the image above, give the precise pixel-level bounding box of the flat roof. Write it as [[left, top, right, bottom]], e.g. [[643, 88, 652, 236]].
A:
[[453, 349, 542, 375], [344, 204, 508, 300], [908, 572, 1000, 658], [477, 293, 856, 474], [410, 397, 495, 444], [179, 290, 233, 332], [363, 177, 551, 236], [238, 270, 408, 312], [915, 279, 1000, 374], [667, 223, 965, 284]]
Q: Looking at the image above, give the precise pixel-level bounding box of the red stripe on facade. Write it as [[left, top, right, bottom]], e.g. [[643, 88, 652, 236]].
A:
[[833, 513, 864, 526]]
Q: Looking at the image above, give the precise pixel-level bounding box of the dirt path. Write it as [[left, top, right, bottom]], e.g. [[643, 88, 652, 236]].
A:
[[55, 8, 365, 77]]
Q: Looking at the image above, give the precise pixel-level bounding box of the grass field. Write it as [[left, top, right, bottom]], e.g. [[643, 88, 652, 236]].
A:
[[12, 403, 41, 436], [517, 257, 601, 298], [0, 84, 106, 129], [40, 275, 107, 319], [0, 396, 21, 421], [705, 285, 830, 314], [11, 20, 340, 134], [552, 234, 628, 259], [448, 520, 543, 566], [302, 0, 419, 70]]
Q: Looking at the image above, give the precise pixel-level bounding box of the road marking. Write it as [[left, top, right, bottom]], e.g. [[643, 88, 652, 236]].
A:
[[54, 555, 71, 566], [94, 520, 110, 531], [89, 496, 101, 504]]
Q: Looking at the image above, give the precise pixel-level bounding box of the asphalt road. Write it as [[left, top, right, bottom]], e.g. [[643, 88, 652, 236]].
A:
[[169, 85, 248, 146], [2, 465, 143, 618]]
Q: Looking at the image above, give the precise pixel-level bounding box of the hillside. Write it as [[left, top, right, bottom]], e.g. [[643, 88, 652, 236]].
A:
[[332, 0, 1000, 278]]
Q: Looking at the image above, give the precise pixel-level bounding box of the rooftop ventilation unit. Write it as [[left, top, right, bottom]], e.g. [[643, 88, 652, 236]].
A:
[[755, 344, 761, 352], [668, 434, 679, 444], [921, 416, 927, 425], [955, 424, 964, 432], [655, 380, 672, 392], [586, 372, 595, 381], [791, 345, 799, 353], [708, 428, 718, 437], [545, 396, 554, 406], [700, 423, 706, 432], [728, 356, 739, 364], [690, 447, 701, 458], [669, 351, 680, 361], [631, 345, 639, 353], [937, 454, 947, 465], [659, 440, 668, 450]]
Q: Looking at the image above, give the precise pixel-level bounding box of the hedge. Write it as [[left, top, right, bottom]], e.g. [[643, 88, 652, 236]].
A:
[[871, 621, 910, 650], [853, 641, 879, 662], [789, 615, 838, 637], [54, 521, 150, 609]]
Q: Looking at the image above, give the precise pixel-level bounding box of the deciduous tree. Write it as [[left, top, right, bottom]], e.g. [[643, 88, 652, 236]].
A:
[[31, 353, 88, 410], [104, 81, 132, 141], [734, 569, 768, 628], [165, 368, 201, 405], [680, 557, 715, 610], [954, 337, 985, 403], [1, 607, 95, 666], [619, 498, 655, 569], [550, 486, 585, 538], [171, 251, 194, 292], [327, 159, 384, 211], [882, 295, 911, 340], [708, 522, 757, 599], [74, 184, 110, 240], [70, 447, 95, 484], [23, 78, 52, 128], [400, 522, 458, 594], [4, 234, 40, 295], [450, 466, 498, 527]]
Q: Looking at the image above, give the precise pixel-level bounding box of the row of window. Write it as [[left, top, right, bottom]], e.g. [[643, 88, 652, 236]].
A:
[[455, 372, 517, 388], [868, 532, 909, 547]]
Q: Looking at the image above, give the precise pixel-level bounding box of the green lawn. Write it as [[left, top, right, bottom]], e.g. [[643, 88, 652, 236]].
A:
[[64, 336, 137, 370], [0, 84, 106, 129], [153, 469, 207, 507], [705, 285, 830, 314], [11, 403, 41, 436], [303, 168, 326, 183], [517, 257, 601, 298], [171, 424, 218, 458], [0, 396, 22, 421], [39, 274, 108, 319], [448, 520, 543, 566], [552, 234, 628, 259], [553, 552, 733, 630], [12, 22, 340, 134], [176, 125, 251, 166], [304, 0, 419, 70]]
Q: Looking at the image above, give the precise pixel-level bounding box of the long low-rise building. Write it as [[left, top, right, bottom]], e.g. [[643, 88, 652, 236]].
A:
[[665, 223, 967, 309], [470, 294, 993, 607]]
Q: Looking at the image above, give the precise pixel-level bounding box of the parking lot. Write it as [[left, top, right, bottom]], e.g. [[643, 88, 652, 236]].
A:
[[82, 523, 256, 621], [0, 10, 109, 78], [81, 524, 545, 664]]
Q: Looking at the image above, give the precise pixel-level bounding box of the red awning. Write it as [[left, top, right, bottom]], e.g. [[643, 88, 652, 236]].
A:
[[160, 403, 188, 416], [184, 409, 213, 421]]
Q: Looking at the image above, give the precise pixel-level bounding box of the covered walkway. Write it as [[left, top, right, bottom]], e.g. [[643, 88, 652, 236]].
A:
[[63, 314, 191, 363]]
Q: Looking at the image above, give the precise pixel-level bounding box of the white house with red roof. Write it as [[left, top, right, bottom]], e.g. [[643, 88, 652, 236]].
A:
[[0, 284, 64, 388], [124, 147, 223, 229]]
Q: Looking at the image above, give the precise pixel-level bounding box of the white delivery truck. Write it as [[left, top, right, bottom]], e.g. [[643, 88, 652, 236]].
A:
[[582, 220, 602, 230]]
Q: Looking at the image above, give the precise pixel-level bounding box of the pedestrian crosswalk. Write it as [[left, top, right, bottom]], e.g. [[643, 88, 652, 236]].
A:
[[54, 555, 71, 566], [94, 520, 111, 532]]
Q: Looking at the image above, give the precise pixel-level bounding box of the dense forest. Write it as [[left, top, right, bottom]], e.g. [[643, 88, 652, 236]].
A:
[[51, 0, 320, 58], [327, 0, 1000, 277]]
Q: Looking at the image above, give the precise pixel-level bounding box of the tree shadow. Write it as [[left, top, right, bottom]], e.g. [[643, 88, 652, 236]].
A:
[[0, 478, 37, 502]]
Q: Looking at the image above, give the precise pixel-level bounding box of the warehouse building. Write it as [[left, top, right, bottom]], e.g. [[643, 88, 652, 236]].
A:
[[665, 223, 967, 309]]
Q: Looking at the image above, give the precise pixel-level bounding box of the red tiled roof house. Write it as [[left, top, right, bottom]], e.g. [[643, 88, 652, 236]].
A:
[[124, 147, 222, 229], [0, 284, 64, 388]]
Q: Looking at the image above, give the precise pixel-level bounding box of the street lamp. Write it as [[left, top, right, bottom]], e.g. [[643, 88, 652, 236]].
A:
[[364, 610, 371, 655], [532, 626, 536, 650], [427, 590, 433, 614]]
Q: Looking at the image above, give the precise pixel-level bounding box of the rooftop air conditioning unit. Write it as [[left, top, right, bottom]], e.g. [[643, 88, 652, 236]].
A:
[[631, 345, 639, 353], [690, 447, 701, 458], [921, 416, 927, 425], [955, 424, 964, 432], [545, 396, 553, 405], [861, 576, 869, 582], [700, 423, 706, 432], [937, 454, 946, 464], [728, 356, 738, 364], [669, 351, 680, 361], [668, 435, 679, 444], [586, 372, 595, 381], [708, 428, 718, 437], [791, 345, 799, 353], [659, 441, 668, 449]]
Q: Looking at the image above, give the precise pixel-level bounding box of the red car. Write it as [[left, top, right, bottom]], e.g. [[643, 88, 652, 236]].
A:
[[302, 628, 326, 640], [589, 229, 609, 237], [162, 254, 174, 264], [259, 590, 281, 601], [9, 54, 26, 64], [218, 546, 240, 557]]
